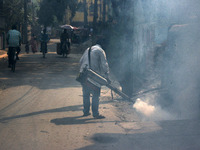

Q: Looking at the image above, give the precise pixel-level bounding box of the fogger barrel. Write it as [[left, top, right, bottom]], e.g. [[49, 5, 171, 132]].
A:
[[87, 69, 108, 85], [87, 69, 131, 100]]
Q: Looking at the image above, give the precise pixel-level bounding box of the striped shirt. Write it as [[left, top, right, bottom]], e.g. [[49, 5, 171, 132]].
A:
[[7, 29, 21, 47]]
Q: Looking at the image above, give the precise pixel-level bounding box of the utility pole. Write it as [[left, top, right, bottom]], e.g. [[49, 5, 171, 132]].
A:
[[23, 0, 28, 44]]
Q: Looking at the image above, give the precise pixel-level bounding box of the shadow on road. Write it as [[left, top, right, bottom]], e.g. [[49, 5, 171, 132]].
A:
[[0, 104, 82, 123], [75, 119, 200, 150], [0, 52, 82, 90], [50, 116, 114, 125], [0, 100, 113, 123], [0, 39, 92, 91]]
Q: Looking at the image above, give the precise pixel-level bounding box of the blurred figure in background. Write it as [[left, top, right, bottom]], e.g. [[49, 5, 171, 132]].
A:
[[30, 34, 38, 53], [25, 41, 29, 54], [60, 29, 70, 53], [6, 24, 21, 67], [40, 28, 50, 53]]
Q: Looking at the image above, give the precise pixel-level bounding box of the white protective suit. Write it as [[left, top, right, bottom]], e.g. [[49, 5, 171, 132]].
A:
[[79, 44, 109, 78]]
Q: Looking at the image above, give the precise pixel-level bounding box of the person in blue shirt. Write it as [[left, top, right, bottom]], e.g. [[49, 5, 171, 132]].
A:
[[6, 24, 21, 67], [39, 28, 50, 53]]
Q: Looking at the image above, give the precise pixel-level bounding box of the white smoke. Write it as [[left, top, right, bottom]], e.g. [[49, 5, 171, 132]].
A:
[[133, 96, 175, 121], [132, 0, 200, 121]]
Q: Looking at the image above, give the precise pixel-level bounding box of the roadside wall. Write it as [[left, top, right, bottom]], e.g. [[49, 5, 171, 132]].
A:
[[132, 0, 200, 117], [132, 0, 200, 84]]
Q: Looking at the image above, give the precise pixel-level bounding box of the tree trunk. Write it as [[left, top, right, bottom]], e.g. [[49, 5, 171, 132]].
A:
[[83, 0, 88, 27], [23, 0, 28, 44], [93, 0, 98, 31], [102, 0, 106, 23]]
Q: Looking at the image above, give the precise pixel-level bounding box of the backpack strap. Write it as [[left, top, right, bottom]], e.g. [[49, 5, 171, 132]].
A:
[[88, 47, 91, 69]]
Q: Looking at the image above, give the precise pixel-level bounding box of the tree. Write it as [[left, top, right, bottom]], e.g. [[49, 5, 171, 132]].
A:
[[0, 0, 24, 30], [37, 0, 78, 27], [83, 0, 88, 27], [68, 0, 79, 24], [93, 0, 98, 31], [102, 0, 106, 23], [38, 0, 64, 27]]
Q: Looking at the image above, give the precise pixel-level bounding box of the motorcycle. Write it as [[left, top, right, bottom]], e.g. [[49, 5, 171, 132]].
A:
[[9, 47, 18, 72]]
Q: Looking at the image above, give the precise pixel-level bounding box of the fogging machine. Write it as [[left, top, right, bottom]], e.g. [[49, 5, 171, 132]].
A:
[[85, 69, 131, 100]]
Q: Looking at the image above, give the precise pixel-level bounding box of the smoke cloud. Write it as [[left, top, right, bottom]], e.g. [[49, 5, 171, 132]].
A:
[[130, 0, 200, 121], [133, 96, 175, 121]]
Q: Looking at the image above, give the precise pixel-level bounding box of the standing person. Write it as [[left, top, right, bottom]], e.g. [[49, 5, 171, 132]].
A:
[[79, 38, 109, 119], [30, 34, 38, 53], [40, 28, 50, 53], [6, 24, 21, 67]]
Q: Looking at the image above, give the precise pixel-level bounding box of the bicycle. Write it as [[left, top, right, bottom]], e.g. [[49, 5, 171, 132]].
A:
[[41, 42, 47, 58], [10, 47, 18, 72]]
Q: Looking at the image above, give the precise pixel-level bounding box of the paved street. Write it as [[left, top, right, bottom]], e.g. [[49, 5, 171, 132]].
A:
[[0, 40, 200, 150]]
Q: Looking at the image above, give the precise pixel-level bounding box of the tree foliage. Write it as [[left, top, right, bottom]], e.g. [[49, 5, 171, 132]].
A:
[[37, 0, 78, 27], [93, 0, 98, 29], [68, 0, 79, 23], [83, 0, 88, 26], [0, 0, 24, 30]]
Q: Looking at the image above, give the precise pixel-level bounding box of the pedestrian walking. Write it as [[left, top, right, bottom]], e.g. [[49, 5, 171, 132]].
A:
[[30, 34, 38, 53], [79, 37, 110, 119], [25, 41, 29, 54]]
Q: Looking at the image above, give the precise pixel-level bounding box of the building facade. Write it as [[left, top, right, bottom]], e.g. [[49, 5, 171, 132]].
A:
[[65, 0, 111, 26]]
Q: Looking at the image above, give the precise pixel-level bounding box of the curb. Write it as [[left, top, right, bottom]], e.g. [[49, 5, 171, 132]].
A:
[[0, 45, 25, 59], [0, 53, 7, 59], [0, 49, 7, 59]]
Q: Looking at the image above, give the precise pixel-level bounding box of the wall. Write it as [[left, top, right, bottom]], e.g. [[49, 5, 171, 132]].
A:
[[132, 0, 200, 118]]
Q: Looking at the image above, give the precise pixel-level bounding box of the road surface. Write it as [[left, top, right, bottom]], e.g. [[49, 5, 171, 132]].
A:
[[0, 40, 200, 150]]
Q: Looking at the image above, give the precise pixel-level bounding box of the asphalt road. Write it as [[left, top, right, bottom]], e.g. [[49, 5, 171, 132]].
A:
[[0, 40, 200, 150]]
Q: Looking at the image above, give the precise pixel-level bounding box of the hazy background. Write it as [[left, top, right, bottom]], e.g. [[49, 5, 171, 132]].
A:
[[128, 0, 200, 121]]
